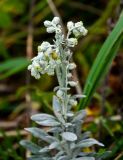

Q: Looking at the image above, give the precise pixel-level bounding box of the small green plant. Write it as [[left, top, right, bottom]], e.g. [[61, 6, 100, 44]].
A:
[[20, 17, 107, 160]]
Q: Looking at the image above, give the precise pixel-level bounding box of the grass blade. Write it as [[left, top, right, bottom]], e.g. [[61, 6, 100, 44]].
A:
[[78, 11, 123, 109]]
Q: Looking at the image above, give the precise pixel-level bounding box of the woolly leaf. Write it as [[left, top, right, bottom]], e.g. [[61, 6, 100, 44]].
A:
[[39, 146, 49, 153], [20, 140, 41, 154], [53, 96, 65, 124], [25, 127, 53, 143], [77, 138, 104, 148], [61, 132, 77, 141], [35, 119, 60, 126], [72, 110, 86, 122], [31, 113, 56, 121], [53, 96, 61, 112], [49, 141, 60, 150]]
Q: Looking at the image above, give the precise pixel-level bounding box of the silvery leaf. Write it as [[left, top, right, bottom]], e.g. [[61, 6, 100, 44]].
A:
[[61, 132, 77, 141], [49, 141, 60, 150], [39, 146, 49, 153], [71, 148, 80, 158], [75, 157, 95, 160], [72, 110, 86, 122], [54, 151, 65, 159], [20, 140, 41, 154], [53, 96, 61, 112], [35, 119, 60, 126], [65, 123, 73, 127], [46, 135, 58, 143], [53, 96, 65, 124], [74, 120, 82, 137], [25, 127, 54, 143], [66, 112, 74, 117], [47, 127, 63, 133], [31, 113, 56, 121], [80, 131, 91, 140], [77, 138, 104, 148]]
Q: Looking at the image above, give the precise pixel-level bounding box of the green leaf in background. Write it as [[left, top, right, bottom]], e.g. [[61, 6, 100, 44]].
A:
[[0, 57, 30, 80], [78, 11, 123, 109], [0, 40, 9, 59], [0, 11, 12, 28]]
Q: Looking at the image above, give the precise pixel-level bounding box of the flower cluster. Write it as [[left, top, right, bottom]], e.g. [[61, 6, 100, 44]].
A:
[[44, 17, 62, 34], [28, 41, 61, 79], [28, 17, 87, 80]]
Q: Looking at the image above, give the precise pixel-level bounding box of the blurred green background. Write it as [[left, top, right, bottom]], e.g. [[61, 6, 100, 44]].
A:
[[0, 0, 123, 159]]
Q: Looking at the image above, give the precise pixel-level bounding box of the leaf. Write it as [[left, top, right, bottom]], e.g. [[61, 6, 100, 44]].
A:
[[25, 127, 53, 143], [35, 119, 60, 126], [31, 113, 60, 126], [77, 138, 104, 148], [80, 131, 91, 140], [47, 127, 63, 133], [0, 11, 12, 28], [61, 132, 77, 141], [0, 40, 9, 59], [53, 96, 61, 112], [53, 96, 65, 124], [39, 147, 49, 153], [72, 110, 86, 122], [49, 141, 60, 150], [95, 151, 111, 159], [79, 11, 123, 109], [31, 113, 56, 121], [0, 57, 29, 80], [20, 140, 41, 154], [101, 118, 114, 137]]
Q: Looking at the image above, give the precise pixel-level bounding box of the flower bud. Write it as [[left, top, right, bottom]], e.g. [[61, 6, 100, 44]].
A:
[[68, 63, 76, 70], [73, 29, 80, 37], [52, 17, 60, 25], [83, 28, 88, 36], [67, 21, 74, 30], [46, 27, 55, 33], [40, 42, 51, 51], [69, 99, 77, 106], [56, 90, 63, 98], [75, 21, 83, 28], [28, 64, 32, 70], [44, 20, 52, 27], [67, 38, 78, 47], [33, 61, 40, 69], [68, 81, 78, 87], [67, 73, 72, 78]]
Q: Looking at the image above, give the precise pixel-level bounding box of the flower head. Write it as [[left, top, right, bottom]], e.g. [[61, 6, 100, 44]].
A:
[[67, 21, 88, 37]]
